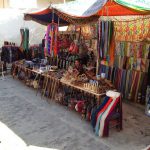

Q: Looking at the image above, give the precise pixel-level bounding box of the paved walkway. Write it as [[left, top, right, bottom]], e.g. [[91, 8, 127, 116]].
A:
[[0, 76, 150, 150]]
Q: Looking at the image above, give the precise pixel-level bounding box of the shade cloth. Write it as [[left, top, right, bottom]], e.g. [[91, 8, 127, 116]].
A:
[[114, 0, 150, 11], [24, 0, 150, 26]]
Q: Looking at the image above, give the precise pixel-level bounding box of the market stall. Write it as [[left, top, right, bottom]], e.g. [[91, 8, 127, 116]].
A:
[[11, 0, 150, 137]]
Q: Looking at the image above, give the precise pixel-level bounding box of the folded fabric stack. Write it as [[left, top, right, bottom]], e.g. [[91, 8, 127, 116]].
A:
[[1, 46, 23, 63], [91, 91, 121, 137]]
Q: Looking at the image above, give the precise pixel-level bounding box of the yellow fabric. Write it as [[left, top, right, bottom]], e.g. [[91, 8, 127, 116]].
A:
[[114, 18, 150, 42]]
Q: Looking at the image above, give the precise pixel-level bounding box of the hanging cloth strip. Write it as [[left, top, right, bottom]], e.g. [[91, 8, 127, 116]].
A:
[[24, 28, 29, 52], [97, 19, 101, 59], [104, 21, 109, 58], [120, 69, 127, 97], [131, 71, 140, 101], [100, 21, 105, 59], [135, 72, 142, 102], [20, 28, 25, 52], [141, 73, 148, 103], [47, 24, 51, 55], [109, 32, 115, 66], [45, 23, 59, 57], [125, 70, 132, 99]]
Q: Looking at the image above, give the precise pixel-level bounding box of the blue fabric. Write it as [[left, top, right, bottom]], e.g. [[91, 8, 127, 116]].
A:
[[32, 13, 68, 25], [100, 21, 105, 58], [91, 96, 110, 128], [120, 69, 127, 97], [105, 66, 109, 79], [95, 111, 105, 136]]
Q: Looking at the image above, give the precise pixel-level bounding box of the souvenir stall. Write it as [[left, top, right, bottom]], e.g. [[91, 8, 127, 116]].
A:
[[12, 0, 150, 136], [96, 1, 150, 106]]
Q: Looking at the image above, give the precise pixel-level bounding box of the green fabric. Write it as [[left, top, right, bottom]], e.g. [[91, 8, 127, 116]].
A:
[[24, 28, 29, 51], [114, 0, 150, 11]]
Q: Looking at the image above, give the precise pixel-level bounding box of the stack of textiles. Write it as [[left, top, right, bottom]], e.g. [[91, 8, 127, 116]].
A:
[[91, 91, 121, 137], [1, 46, 23, 63]]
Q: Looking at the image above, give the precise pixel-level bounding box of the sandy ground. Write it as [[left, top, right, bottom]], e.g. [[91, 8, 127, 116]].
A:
[[0, 76, 150, 150]]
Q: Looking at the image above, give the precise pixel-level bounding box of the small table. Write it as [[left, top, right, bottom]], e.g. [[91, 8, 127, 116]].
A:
[[61, 80, 106, 104]]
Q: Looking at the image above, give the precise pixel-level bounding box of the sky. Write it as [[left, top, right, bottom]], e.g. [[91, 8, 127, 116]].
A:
[[9, 0, 37, 8]]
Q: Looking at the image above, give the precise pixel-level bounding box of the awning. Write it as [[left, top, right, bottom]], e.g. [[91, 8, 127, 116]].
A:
[[24, 7, 99, 26], [24, 8, 71, 26], [98, 1, 149, 16], [114, 0, 150, 11], [24, 0, 150, 26], [24, 0, 108, 26]]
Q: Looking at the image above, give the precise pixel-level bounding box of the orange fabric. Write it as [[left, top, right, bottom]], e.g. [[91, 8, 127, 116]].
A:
[[96, 98, 113, 121], [109, 34, 115, 66], [98, 1, 145, 16]]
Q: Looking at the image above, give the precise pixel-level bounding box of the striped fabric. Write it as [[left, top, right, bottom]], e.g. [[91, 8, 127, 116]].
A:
[[92, 91, 121, 137], [95, 97, 113, 136]]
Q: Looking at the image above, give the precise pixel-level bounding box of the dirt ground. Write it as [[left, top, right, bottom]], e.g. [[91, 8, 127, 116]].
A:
[[0, 76, 150, 150]]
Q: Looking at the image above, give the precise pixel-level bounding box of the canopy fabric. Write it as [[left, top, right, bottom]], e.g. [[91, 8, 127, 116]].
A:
[[24, 7, 99, 26], [82, 0, 107, 16], [53, 0, 107, 17], [98, 1, 149, 16], [24, 0, 150, 26], [114, 0, 150, 11], [24, 8, 71, 26], [24, 0, 108, 26]]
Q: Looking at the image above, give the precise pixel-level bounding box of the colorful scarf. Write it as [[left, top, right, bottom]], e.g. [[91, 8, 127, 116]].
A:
[[45, 23, 58, 57]]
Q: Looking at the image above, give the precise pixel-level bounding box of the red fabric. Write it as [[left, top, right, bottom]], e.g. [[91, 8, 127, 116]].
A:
[[109, 34, 115, 66], [102, 96, 120, 136], [31, 8, 51, 15], [76, 101, 85, 113], [98, 1, 144, 16], [96, 98, 113, 121], [69, 42, 79, 54]]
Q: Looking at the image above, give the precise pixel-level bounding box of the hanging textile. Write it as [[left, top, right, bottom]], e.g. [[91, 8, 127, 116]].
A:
[[109, 33, 115, 66], [114, 18, 150, 42], [114, 41, 150, 72], [98, 20, 113, 60], [20, 28, 25, 52], [45, 22, 59, 57], [19, 28, 29, 52], [23, 28, 29, 52]]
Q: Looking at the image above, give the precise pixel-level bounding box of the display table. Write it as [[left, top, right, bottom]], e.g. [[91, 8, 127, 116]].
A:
[[12, 62, 115, 103], [61, 79, 106, 102]]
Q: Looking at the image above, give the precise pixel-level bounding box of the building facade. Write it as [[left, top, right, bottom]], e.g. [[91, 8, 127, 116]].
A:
[[0, 0, 75, 8], [0, 0, 9, 8]]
